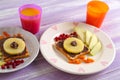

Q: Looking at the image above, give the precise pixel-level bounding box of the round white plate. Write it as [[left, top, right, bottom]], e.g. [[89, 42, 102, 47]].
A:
[[40, 22, 116, 75], [0, 27, 39, 73]]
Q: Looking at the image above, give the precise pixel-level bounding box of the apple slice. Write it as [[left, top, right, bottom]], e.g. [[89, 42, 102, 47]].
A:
[[86, 30, 92, 45], [74, 27, 85, 42], [89, 34, 98, 49], [90, 41, 102, 56]]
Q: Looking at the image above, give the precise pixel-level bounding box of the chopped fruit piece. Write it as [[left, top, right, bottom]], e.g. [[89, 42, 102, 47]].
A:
[[84, 58, 94, 63], [1, 65, 5, 69], [78, 55, 86, 60], [86, 30, 92, 45], [69, 59, 81, 64], [89, 34, 98, 49], [74, 27, 85, 42], [0, 36, 4, 40], [3, 32, 10, 37], [90, 41, 102, 56]]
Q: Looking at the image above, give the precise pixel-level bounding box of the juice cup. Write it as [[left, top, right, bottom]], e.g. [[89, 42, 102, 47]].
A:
[[86, 1, 109, 28], [19, 4, 42, 34]]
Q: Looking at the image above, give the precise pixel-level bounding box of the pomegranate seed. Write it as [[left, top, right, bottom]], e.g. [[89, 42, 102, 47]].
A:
[[65, 35, 69, 38], [12, 63, 16, 68], [54, 37, 58, 41], [20, 60, 24, 63], [62, 33, 65, 36], [9, 62, 12, 65], [0, 59, 24, 69], [6, 65, 10, 69], [1, 65, 5, 69], [73, 32, 77, 35], [60, 34, 63, 38], [4, 63, 9, 66]]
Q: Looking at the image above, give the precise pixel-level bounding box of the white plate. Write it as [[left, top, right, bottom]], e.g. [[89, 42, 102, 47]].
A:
[[40, 22, 116, 75], [0, 27, 39, 73]]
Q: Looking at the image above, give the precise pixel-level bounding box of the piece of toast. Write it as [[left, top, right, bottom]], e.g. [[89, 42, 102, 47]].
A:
[[53, 41, 90, 61], [0, 32, 30, 62], [2, 49, 30, 62]]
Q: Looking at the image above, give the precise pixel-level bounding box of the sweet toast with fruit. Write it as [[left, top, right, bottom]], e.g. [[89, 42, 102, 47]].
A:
[[0, 32, 30, 62], [53, 32, 90, 64]]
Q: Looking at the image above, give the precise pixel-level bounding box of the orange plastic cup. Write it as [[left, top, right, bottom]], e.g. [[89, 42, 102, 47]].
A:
[[86, 1, 109, 28]]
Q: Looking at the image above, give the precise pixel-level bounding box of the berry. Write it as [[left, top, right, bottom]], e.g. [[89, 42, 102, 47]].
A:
[[1, 65, 5, 69], [0, 59, 24, 69], [54, 32, 78, 42]]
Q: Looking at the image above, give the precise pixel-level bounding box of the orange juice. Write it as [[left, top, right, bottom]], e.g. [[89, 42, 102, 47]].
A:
[[21, 8, 40, 16], [86, 1, 109, 28]]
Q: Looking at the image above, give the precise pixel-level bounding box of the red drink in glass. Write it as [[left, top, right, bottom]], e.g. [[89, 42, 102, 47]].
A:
[[19, 4, 42, 34]]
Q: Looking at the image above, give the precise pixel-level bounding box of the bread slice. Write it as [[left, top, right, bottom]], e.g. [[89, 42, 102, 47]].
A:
[[0, 32, 30, 62], [53, 41, 90, 61], [2, 49, 30, 62]]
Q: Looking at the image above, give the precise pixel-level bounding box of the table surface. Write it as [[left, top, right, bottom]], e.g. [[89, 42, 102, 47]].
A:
[[0, 0, 120, 80]]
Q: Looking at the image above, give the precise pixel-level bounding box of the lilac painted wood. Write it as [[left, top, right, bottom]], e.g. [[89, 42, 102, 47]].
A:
[[0, 0, 120, 80]]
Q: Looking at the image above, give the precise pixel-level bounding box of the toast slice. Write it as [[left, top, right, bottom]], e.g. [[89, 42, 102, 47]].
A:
[[2, 48, 30, 62], [53, 41, 90, 62], [0, 32, 30, 62]]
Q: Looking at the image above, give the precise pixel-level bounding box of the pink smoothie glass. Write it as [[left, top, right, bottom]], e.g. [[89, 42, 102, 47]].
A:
[[19, 4, 42, 34]]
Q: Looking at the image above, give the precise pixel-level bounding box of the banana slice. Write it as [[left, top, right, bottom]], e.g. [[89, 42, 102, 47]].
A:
[[63, 37, 84, 53], [3, 38, 25, 55]]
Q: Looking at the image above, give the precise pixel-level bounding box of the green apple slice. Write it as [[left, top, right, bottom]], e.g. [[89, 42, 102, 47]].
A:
[[86, 30, 92, 45], [89, 34, 98, 49], [90, 41, 102, 56], [74, 27, 85, 42]]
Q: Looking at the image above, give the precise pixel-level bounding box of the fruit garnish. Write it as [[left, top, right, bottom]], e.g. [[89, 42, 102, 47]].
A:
[[3, 32, 10, 37], [90, 41, 102, 56], [84, 58, 94, 63], [74, 26, 102, 56], [3, 38, 25, 55], [89, 34, 98, 49], [74, 26, 85, 42], [1, 59, 24, 69], [86, 30, 92, 45], [63, 37, 84, 53], [54, 32, 77, 42]]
